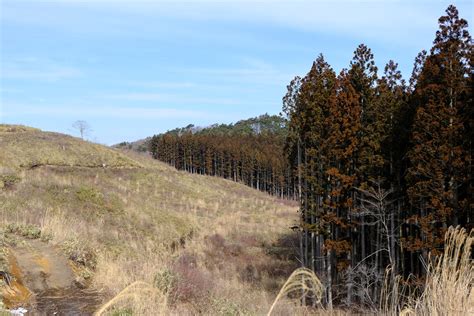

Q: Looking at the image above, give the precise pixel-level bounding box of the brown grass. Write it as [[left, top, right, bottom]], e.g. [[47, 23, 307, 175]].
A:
[[267, 268, 324, 316], [379, 226, 473, 316], [0, 125, 299, 314], [94, 281, 167, 315], [401, 226, 474, 316]]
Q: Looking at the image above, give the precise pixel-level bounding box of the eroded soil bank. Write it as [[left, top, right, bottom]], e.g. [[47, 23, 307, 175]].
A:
[[2, 239, 102, 315]]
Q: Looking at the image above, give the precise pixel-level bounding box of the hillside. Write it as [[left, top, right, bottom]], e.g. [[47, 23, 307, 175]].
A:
[[0, 125, 298, 314]]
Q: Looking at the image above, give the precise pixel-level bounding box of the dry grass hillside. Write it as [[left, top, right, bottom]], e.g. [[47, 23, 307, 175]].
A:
[[0, 125, 299, 315]]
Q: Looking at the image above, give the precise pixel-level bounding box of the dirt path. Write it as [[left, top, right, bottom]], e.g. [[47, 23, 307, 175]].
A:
[[4, 239, 102, 315]]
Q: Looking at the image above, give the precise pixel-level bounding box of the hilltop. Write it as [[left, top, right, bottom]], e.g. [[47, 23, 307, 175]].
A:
[[0, 125, 298, 314], [165, 114, 287, 137], [114, 114, 287, 152], [0, 125, 139, 171]]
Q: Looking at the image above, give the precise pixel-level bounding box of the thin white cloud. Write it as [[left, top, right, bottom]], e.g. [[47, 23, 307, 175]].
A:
[[4, 0, 467, 47], [178, 66, 294, 86], [2, 103, 225, 120], [127, 80, 278, 95], [126, 57, 294, 90], [128, 81, 199, 89], [1, 58, 82, 81], [102, 93, 242, 105], [169, 57, 296, 86]]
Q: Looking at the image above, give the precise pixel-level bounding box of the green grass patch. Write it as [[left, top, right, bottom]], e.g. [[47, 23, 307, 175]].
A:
[[0, 174, 21, 190], [76, 186, 105, 205], [5, 223, 42, 240], [110, 308, 133, 316], [75, 186, 125, 216]]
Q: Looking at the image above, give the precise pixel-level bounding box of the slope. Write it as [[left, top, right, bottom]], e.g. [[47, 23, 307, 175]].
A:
[[0, 125, 298, 314]]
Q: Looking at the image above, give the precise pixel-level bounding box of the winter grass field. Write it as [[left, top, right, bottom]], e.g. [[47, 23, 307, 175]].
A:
[[0, 125, 299, 314]]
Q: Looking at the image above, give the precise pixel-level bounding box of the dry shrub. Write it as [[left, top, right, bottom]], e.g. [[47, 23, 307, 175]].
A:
[[62, 238, 98, 270], [169, 252, 214, 309], [207, 233, 226, 249], [343, 263, 383, 311], [206, 233, 242, 257], [236, 234, 260, 248], [239, 263, 261, 283], [203, 233, 245, 272]]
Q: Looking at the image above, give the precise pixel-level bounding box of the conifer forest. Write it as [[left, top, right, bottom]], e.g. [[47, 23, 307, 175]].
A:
[[149, 5, 473, 307]]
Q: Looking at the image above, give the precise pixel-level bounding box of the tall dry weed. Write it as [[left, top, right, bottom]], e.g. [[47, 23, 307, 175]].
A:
[[380, 226, 473, 316], [401, 226, 473, 315], [94, 281, 168, 315], [267, 268, 324, 316]]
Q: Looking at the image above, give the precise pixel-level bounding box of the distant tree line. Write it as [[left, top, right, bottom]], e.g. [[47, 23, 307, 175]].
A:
[[283, 5, 472, 308], [148, 115, 295, 198], [164, 114, 288, 138]]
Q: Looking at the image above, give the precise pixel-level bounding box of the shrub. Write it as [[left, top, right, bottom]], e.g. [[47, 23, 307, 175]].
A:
[[0, 243, 8, 278], [62, 238, 97, 270], [76, 186, 104, 205], [206, 233, 242, 257], [170, 253, 213, 307], [6, 223, 42, 239], [239, 264, 260, 283], [0, 174, 21, 190], [207, 233, 226, 249], [75, 186, 124, 215], [153, 269, 177, 294]]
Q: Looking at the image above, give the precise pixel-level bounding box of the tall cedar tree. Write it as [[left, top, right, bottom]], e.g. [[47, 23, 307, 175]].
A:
[[406, 5, 472, 256]]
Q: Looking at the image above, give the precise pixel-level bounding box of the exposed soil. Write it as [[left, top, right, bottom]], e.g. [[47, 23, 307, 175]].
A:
[[3, 239, 102, 315]]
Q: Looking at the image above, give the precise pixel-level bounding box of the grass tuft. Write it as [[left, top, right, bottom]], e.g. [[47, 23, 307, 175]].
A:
[[267, 267, 324, 315], [94, 281, 167, 316], [401, 226, 474, 315]]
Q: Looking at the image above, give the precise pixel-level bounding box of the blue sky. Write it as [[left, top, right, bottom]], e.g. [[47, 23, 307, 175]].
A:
[[1, 1, 472, 145]]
